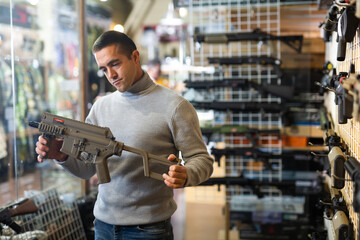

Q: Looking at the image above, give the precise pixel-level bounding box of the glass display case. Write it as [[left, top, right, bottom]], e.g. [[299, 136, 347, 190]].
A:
[[0, 0, 84, 206]]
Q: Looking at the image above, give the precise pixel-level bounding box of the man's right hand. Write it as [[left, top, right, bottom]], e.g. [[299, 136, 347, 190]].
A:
[[35, 135, 68, 163]]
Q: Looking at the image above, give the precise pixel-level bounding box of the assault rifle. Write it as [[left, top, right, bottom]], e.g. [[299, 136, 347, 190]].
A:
[[193, 28, 303, 53], [211, 147, 278, 170], [208, 56, 281, 66], [190, 101, 284, 113], [207, 56, 282, 77], [201, 125, 280, 145], [199, 174, 322, 197], [0, 198, 38, 234], [210, 147, 323, 171], [29, 112, 180, 184], [184, 78, 294, 100]]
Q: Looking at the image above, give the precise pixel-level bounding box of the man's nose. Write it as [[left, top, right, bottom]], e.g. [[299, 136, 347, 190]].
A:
[[108, 68, 117, 79]]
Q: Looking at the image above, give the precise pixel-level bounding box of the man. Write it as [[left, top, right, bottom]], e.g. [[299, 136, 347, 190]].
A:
[[147, 58, 162, 82], [147, 58, 170, 88], [35, 30, 213, 240]]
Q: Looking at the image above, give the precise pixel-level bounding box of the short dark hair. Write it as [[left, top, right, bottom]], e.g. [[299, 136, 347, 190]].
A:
[[92, 31, 137, 58]]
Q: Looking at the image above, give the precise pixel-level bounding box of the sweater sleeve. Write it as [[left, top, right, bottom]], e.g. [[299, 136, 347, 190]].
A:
[[170, 100, 214, 186], [56, 154, 97, 180]]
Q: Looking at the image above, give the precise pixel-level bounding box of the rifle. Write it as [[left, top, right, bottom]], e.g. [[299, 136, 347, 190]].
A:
[[29, 112, 180, 184], [190, 101, 285, 113], [207, 56, 282, 78], [201, 125, 280, 146], [0, 198, 38, 234], [208, 55, 281, 66], [184, 78, 294, 100], [210, 147, 324, 171], [199, 174, 322, 197], [193, 28, 303, 53]]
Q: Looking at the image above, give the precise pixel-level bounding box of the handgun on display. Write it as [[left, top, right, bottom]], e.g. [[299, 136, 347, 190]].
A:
[[0, 198, 38, 234], [29, 112, 180, 184]]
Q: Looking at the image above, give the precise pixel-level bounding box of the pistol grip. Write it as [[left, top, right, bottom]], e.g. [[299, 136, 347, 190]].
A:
[[96, 158, 110, 184], [337, 37, 346, 62], [329, 146, 345, 189]]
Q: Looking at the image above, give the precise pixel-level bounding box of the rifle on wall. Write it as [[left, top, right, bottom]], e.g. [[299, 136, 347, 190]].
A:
[[199, 174, 322, 197], [193, 28, 303, 53], [201, 125, 280, 145], [184, 78, 294, 100]]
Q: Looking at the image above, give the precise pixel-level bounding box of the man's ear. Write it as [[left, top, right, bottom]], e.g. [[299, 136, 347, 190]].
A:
[[131, 50, 140, 64]]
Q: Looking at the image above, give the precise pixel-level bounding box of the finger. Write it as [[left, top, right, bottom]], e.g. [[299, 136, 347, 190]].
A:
[[163, 178, 182, 188], [163, 173, 185, 187], [168, 170, 186, 179], [169, 165, 187, 173], [37, 155, 44, 163], [163, 173, 178, 184], [167, 154, 177, 161], [35, 148, 46, 161], [36, 141, 48, 153], [38, 135, 47, 145]]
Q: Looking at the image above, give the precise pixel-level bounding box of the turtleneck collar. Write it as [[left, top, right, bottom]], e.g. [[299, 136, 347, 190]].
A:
[[120, 71, 156, 96]]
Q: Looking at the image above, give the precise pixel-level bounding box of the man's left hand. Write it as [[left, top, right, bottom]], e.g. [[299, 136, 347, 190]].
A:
[[163, 154, 187, 188]]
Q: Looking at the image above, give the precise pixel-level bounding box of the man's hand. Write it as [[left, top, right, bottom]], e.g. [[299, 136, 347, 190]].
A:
[[35, 135, 68, 163], [162, 154, 187, 188]]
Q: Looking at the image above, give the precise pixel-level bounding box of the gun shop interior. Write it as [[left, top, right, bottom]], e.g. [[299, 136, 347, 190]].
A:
[[1, 0, 360, 239]]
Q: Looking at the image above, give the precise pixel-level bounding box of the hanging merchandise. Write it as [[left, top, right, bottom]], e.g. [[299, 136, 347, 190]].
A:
[[0, 59, 13, 111], [47, 72, 76, 118], [14, 63, 28, 161]]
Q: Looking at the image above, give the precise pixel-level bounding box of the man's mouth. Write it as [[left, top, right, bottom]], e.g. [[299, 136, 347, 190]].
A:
[[112, 79, 122, 85]]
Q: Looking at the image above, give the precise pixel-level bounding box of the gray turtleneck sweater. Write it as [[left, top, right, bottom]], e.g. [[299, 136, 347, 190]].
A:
[[58, 72, 214, 225]]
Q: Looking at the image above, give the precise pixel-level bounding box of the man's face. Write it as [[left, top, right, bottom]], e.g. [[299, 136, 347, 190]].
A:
[[94, 44, 139, 92], [148, 64, 161, 81]]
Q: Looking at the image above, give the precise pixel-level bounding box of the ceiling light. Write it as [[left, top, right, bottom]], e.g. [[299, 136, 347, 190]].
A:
[[160, 3, 183, 26], [179, 8, 187, 18], [113, 24, 124, 33], [27, 0, 39, 5]]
